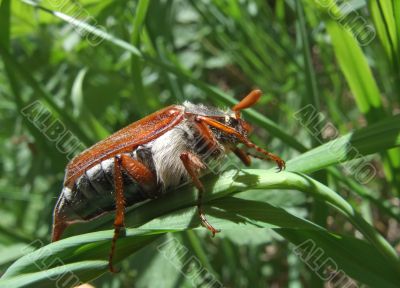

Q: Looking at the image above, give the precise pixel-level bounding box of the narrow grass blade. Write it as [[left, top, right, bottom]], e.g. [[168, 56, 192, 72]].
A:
[[277, 229, 399, 288], [0, 0, 10, 48], [369, 1, 399, 66], [1, 230, 162, 284], [130, 0, 150, 117], [286, 114, 400, 173], [0, 45, 93, 146], [325, 22, 384, 120]]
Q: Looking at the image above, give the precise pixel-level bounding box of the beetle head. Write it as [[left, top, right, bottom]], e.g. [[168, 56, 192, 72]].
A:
[[183, 89, 262, 143], [211, 89, 262, 144]]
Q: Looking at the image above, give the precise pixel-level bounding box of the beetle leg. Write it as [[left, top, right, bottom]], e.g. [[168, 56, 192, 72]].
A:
[[196, 116, 285, 171], [233, 148, 280, 166], [232, 147, 252, 166], [180, 152, 220, 237], [109, 156, 125, 273], [119, 154, 157, 194], [109, 154, 156, 273], [193, 116, 219, 151], [191, 118, 221, 235]]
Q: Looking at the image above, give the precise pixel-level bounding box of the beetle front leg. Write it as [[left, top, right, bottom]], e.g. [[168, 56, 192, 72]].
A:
[[196, 116, 285, 171], [109, 154, 156, 273], [233, 147, 279, 166], [180, 152, 220, 237]]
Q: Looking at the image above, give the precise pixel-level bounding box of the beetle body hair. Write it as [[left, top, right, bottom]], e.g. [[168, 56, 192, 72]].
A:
[[145, 123, 193, 188], [144, 101, 231, 189]]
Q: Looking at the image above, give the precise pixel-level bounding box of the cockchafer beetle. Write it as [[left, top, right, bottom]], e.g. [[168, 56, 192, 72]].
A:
[[52, 90, 285, 272]]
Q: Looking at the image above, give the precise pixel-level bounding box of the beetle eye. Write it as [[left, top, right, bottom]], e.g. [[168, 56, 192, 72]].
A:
[[229, 117, 239, 126], [239, 119, 252, 133]]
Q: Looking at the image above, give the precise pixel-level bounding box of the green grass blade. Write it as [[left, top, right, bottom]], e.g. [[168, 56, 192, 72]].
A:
[[296, 4, 327, 286], [1, 230, 162, 284], [328, 167, 400, 222], [0, 45, 93, 146], [277, 229, 399, 288], [22, 0, 141, 56], [394, 1, 400, 70], [296, 0, 320, 127], [317, 3, 400, 195], [370, 1, 399, 65], [0, 0, 61, 160], [311, 0, 384, 121], [130, 0, 150, 117], [71, 68, 88, 118], [287, 114, 400, 173], [0, 0, 10, 48], [325, 22, 384, 120]]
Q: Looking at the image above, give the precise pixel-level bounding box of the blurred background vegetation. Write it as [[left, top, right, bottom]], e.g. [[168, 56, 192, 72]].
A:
[[0, 0, 400, 287]]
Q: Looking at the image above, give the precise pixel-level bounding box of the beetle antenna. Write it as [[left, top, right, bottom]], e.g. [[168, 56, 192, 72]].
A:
[[232, 89, 262, 118]]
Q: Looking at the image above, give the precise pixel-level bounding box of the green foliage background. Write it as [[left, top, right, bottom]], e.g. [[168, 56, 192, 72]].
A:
[[0, 0, 400, 287]]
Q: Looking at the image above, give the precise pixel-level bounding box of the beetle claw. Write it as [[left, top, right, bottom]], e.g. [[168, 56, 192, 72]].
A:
[[210, 228, 221, 238], [275, 159, 286, 171]]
